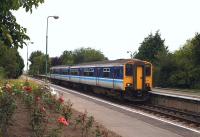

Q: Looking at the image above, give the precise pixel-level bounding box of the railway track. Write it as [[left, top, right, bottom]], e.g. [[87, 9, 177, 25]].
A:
[[130, 104, 200, 129]]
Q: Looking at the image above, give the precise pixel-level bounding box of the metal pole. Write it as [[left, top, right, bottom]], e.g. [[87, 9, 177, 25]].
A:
[[45, 16, 59, 83], [26, 44, 28, 81], [45, 17, 49, 83]]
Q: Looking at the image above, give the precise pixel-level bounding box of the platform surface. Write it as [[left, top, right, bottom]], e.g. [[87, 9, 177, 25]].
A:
[[152, 88, 200, 100]]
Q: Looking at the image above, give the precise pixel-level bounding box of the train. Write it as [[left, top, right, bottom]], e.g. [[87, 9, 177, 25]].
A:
[[50, 59, 152, 101]]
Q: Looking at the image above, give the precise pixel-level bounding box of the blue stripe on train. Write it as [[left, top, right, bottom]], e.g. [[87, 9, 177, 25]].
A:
[[51, 74, 123, 84]]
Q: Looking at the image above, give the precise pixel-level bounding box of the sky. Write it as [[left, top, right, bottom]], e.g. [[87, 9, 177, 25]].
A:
[[14, 0, 200, 70]]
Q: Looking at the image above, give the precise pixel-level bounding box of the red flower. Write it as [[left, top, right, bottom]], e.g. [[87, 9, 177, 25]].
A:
[[57, 116, 69, 126], [23, 86, 32, 93], [59, 97, 64, 103]]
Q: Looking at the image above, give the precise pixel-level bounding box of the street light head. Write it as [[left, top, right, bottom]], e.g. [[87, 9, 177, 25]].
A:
[[30, 42, 34, 44], [127, 51, 130, 53], [53, 16, 59, 19]]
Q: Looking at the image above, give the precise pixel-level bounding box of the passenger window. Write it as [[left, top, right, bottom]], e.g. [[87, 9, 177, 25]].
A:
[[125, 64, 133, 76], [84, 68, 94, 77], [145, 65, 151, 76], [63, 70, 69, 75], [103, 68, 110, 78], [70, 69, 79, 75]]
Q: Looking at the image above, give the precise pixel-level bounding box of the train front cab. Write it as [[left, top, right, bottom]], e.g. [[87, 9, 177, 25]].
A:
[[123, 61, 152, 101]]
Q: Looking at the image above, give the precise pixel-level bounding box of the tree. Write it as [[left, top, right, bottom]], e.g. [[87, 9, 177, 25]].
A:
[[135, 31, 168, 65], [155, 53, 178, 87], [0, 0, 44, 49], [0, 45, 24, 78], [59, 47, 108, 65], [154, 33, 200, 89], [190, 33, 200, 66], [50, 57, 62, 66], [60, 51, 74, 65], [73, 47, 107, 64], [29, 51, 50, 75], [29, 51, 43, 63], [170, 34, 200, 88]]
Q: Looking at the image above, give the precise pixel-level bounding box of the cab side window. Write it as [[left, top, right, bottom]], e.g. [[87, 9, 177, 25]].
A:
[[125, 64, 133, 76], [145, 65, 151, 76]]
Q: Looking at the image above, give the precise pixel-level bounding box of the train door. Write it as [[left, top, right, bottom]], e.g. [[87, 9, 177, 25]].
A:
[[112, 68, 115, 89], [96, 68, 100, 86], [135, 65, 144, 90]]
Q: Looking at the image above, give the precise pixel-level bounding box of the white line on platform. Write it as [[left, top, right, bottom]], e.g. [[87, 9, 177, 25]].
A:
[[32, 78, 200, 134]]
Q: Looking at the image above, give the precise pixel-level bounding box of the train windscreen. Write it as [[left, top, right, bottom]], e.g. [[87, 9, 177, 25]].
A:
[[145, 64, 151, 76]]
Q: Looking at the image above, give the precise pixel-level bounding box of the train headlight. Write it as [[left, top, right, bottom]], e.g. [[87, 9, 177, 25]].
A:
[[145, 83, 150, 87], [126, 83, 133, 87]]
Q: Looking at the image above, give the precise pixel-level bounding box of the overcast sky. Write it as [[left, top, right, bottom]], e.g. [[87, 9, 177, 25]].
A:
[[14, 0, 200, 69]]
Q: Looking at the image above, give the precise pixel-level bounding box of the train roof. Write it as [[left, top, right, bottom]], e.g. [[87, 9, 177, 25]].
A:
[[51, 58, 150, 69]]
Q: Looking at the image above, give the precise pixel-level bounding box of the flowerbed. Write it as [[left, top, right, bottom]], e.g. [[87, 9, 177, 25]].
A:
[[0, 80, 121, 137]]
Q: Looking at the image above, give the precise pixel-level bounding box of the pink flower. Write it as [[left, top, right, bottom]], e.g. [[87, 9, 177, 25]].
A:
[[41, 107, 46, 112], [59, 97, 64, 103], [57, 116, 69, 126]]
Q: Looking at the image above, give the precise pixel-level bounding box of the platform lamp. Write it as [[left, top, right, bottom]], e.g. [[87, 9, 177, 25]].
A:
[[45, 16, 59, 83]]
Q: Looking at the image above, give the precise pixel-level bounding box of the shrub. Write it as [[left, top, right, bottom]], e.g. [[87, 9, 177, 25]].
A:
[[0, 85, 16, 136], [0, 67, 6, 79], [75, 111, 94, 137]]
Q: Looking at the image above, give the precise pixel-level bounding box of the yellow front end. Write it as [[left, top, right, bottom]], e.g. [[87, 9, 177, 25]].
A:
[[123, 61, 152, 101], [144, 62, 152, 90]]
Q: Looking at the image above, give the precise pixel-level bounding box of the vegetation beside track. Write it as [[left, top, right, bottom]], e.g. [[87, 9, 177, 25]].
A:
[[0, 79, 120, 137], [135, 31, 200, 89]]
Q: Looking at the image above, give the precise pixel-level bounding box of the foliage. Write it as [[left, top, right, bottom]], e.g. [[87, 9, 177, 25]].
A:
[[60, 50, 74, 65], [149, 33, 200, 88], [75, 111, 94, 137], [50, 57, 62, 66], [73, 47, 107, 64], [0, 0, 44, 49], [60, 47, 108, 66], [135, 31, 168, 65], [0, 83, 16, 136], [95, 126, 101, 137], [62, 100, 73, 121], [31, 105, 47, 137], [0, 45, 24, 78], [0, 67, 6, 79], [29, 51, 50, 75], [190, 33, 200, 66]]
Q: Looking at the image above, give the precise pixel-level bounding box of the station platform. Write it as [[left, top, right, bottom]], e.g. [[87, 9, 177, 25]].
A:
[[151, 88, 200, 101]]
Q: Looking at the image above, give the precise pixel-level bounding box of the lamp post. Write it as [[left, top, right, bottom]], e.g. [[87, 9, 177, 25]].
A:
[[26, 41, 34, 81], [46, 16, 59, 82]]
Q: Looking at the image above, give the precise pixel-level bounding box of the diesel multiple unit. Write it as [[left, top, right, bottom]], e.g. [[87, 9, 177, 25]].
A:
[[50, 59, 152, 101]]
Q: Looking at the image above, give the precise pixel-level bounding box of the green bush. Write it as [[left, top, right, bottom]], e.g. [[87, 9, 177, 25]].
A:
[[0, 67, 6, 79]]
